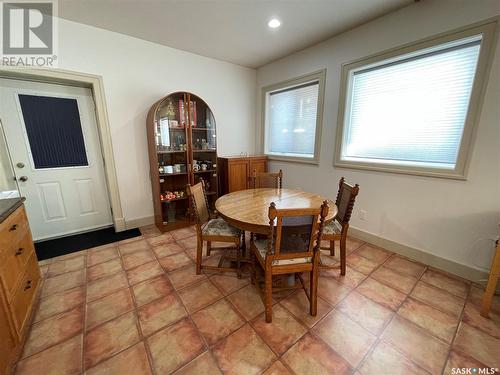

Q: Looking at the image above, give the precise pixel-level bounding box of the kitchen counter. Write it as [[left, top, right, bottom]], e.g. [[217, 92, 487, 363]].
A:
[[0, 197, 25, 224]]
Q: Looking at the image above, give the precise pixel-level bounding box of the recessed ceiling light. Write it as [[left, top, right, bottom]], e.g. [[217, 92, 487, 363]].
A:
[[268, 18, 281, 29]]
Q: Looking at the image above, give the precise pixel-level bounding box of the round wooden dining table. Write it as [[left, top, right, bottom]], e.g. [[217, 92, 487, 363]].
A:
[[215, 188, 337, 234]]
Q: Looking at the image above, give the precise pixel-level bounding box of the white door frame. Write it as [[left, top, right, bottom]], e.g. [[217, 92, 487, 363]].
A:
[[0, 67, 125, 232]]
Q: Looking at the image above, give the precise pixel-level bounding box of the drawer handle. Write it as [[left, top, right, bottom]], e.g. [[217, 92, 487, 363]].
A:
[[24, 280, 32, 291], [15, 248, 24, 256], [9, 224, 18, 231]]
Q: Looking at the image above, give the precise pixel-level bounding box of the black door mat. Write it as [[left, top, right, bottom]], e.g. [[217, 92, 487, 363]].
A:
[[35, 227, 141, 261]]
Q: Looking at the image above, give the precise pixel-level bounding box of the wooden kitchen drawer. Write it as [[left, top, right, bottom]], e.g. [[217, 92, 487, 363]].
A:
[[0, 234, 36, 302], [0, 206, 29, 253], [11, 254, 40, 335]]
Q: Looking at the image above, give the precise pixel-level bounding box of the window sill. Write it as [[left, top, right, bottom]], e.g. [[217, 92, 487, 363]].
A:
[[266, 155, 319, 165]]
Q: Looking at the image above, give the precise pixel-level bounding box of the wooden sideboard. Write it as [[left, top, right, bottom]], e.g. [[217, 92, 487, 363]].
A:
[[0, 200, 40, 374], [218, 155, 268, 195]]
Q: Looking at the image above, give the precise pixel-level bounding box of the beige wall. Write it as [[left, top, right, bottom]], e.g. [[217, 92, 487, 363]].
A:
[[256, 0, 500, 277]]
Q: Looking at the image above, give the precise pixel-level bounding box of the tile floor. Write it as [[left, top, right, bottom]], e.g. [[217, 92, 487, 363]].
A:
[[13, 225, 500, 375]]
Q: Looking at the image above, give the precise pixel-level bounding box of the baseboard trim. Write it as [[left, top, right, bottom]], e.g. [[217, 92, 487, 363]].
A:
[[125, 216, 154, 230], [349, 227, 490, 284]]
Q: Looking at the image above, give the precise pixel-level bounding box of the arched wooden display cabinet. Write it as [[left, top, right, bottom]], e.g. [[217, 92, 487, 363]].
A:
[[146, 92, 218, 232]]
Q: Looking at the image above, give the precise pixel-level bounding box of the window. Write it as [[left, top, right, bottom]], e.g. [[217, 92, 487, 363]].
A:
[[335, 22, 496, 179], [262, 70, 325, 163]]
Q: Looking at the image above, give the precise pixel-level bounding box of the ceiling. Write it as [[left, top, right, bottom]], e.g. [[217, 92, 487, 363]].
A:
[[59, 0, 414, 68]]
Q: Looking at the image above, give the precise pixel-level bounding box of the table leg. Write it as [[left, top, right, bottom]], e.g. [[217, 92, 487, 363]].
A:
[[481, 240, 500, 318]]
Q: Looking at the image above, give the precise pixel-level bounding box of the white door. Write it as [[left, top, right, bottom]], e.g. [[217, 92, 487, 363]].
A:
[[0, 79, 112, 241]]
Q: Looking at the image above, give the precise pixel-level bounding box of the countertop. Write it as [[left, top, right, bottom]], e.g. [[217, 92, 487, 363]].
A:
[[0, 197, 25, 224]]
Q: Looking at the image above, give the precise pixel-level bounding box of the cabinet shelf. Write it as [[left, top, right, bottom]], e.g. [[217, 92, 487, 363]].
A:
[[157, 150, 186, 154], [192, 127, 215, 131], [161, 196, 188, 203], [159, 172, 188, 177], [194, 169, 217, 174], [193, 149, 216, 153]]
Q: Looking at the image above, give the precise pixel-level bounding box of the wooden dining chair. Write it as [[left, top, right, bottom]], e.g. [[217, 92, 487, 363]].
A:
[[252, 169, 283, 189], [251, 200, 329, 322], [320, 177, 359, 275], [187, 181, 243, 277]]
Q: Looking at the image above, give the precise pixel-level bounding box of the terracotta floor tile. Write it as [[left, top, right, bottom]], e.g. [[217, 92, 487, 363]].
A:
[[34, 286, 85, 323], [147, 318, 206, 374], [210, 274, 249, 295], [132, 274, 174, 306], [126, 260, 164, 285], [262, 360, 292, 375], [39, 264, 49, 278], [411, 281, 465, 317], [323, 266, 366, 289], [119, 239, 150, 255], [84, 312, 140, 369], [421, 269, 470, 299], [346, 236, 365, 252], [23, 307, 83, 358], [87, 243, 116, 254], [281, 333, 352, 375], [384, 255, 426, 278], [453, 322, 500, 368], [337, 291, 393, 335], [16, 335, 82, 375], [47, 256, 85, 278], [167, 265, 207, 290], [346, 253, 380, 275], [177, 235, 199, 250], [227, 284, 266, 320], [86, 342, 152, 375], [86, 288, 134, 330], [87, 272, 129, 302], [355, 277, 406, 311], [381, 316, 449, 374], [354, 244, 391, 264], [122, 249, 156, 270], [462, 302, 500, 339], [317, 277, 351, 306], [41, 269, 86, 297], [147, 232, 175, 247], [371, 266, 418, 294], [171, 226, 196, 240], [87, 246, 119, 267], [313, 309, 376, 367], [178, 279, 223, 313], [87, 258, 123, 281], [398, 297, 459, 343], [468, 285, 500, 314], [279, 290, 332, 328], [51, 250, 87, 262], [212, 324, 276, 375], [359, 340, 430, 375], [140, 224, 162, 238], [174, 351, 222, 375], [444, 350, 491, 375], [159, 252, 193, 272], [252, 304, 307, 355], [192, 299, 245, 345], [118, 236, 144, 246], [138, 293, 187, 336], [153, 242, 185, 258]]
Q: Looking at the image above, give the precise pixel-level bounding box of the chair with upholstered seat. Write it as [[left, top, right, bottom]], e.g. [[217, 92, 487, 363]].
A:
[[187, 181, 243, 277], [251, 201, 329, 322], [252, 169, 283, 189], [320, 177, 359, 275]]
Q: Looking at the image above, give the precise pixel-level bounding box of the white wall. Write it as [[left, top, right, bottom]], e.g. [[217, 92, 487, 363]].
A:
[[57, 19, 256, 223], [256, 0, 500, 274]]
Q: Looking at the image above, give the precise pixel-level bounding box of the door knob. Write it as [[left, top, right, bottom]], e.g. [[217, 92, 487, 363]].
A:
[[18, 176, 28, 182], [16, 162, 25, 168]]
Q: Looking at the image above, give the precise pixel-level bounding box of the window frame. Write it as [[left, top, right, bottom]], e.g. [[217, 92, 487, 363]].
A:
[[334, 19, 498, 179], [262, 69, 326, 164]]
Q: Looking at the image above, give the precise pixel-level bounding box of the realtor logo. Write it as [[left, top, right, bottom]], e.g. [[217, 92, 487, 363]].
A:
[[1, 0, 58, 67]]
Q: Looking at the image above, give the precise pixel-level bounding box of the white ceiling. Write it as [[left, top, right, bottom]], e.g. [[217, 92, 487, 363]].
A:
[[59, 0, 414, 68]]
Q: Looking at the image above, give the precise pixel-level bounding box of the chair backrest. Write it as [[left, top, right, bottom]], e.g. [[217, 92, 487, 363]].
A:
[[264, 200, 329, 261], [335, 177, 359, 227], [187, 181, 210, 227], [252, 169, 283, 189]]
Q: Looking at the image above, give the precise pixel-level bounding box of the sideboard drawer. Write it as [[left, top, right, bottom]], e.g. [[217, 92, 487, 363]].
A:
[[0, 206, 29, 252], [11, 254, 40, 335]]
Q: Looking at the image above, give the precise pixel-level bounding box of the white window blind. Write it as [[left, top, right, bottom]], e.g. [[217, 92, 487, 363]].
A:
[[341, 35, 482, 170], [266, 81, 319, 158]]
